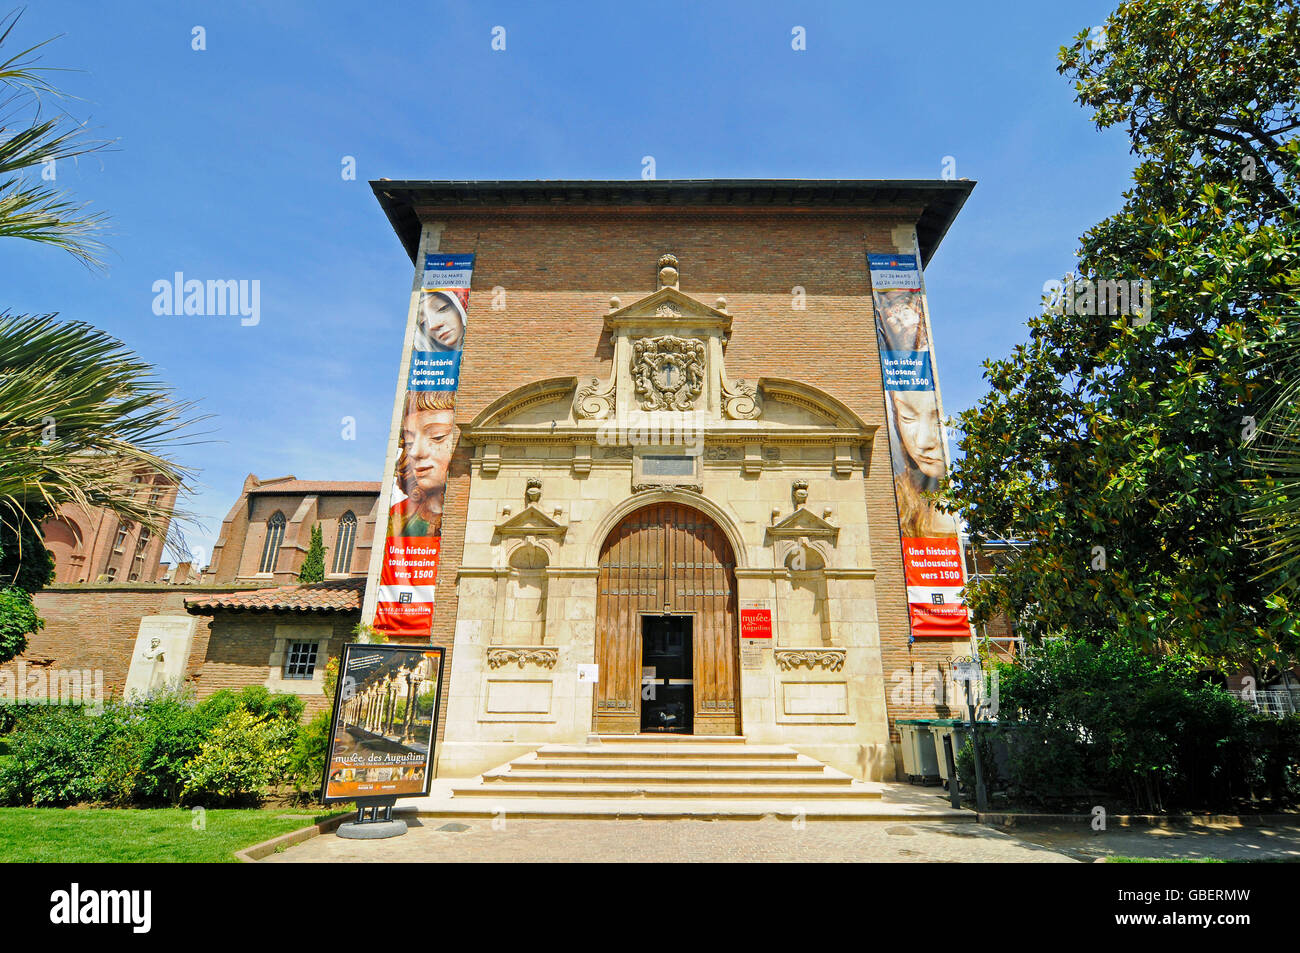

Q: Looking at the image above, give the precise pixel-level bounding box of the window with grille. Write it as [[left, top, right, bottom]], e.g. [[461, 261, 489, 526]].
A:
[[113, 524, 129, 553], [283, 641, 319, 679], [332, 511, 357, 574], [259, 512, 286, 573]]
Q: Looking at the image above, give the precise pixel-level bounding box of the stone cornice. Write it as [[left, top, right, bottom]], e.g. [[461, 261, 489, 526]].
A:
[[733, 567, 876, 579], [460, 426, 874, 444], [457, 566, 599, 580]]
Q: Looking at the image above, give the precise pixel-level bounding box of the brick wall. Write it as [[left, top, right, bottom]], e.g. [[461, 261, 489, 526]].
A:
[[9, 585, 261, 698], [192, 610, 357, 718]]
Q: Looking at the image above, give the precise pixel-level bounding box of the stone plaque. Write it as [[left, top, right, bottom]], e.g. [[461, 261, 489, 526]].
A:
[[741, 638, 766, 670], [642, 454, 695, 476]]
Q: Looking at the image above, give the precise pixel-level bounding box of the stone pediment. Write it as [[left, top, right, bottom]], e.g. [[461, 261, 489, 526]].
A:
[[766, 507, 840, 543], [604, 285, 732, 335], [494, 504, 567, 539]]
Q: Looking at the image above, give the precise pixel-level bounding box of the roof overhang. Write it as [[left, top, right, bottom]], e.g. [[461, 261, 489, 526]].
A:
[[370, 178, 974, 268]]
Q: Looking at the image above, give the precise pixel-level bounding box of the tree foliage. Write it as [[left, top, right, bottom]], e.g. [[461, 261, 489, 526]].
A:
[[946, 0, 1300, 672], [298, 523, 325, 584], [0, 8, 110, 266]]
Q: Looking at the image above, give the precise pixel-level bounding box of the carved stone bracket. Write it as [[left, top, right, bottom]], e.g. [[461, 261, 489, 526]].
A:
[[775, 648, 846, 672], [486, 647, 559, 670]]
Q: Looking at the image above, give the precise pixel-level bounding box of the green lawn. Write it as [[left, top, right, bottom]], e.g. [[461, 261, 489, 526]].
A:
[[0, 807, 334, 862], [1108, 856, 1297, 863]]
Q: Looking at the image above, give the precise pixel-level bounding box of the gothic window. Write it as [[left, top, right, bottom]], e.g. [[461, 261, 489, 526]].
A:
[[332, 511, 357, 574], [259, 512, 286, 573]]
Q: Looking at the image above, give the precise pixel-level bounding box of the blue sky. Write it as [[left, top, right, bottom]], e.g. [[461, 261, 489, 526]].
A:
[[9, 0, 1135, 565]]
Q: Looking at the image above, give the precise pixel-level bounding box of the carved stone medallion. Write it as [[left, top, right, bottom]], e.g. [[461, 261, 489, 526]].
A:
[[632, 336, 706, 411]]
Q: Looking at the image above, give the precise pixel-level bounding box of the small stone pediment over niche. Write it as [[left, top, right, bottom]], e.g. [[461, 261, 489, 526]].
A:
[[495, 505, 567, 540], [766, 507, 840, 544], [605, 285, 732, 329]]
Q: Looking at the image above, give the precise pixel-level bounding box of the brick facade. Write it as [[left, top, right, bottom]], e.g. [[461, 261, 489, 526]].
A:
[[406, 204, 974, 747], [206, 474, 380, 585], [41, 471, 180, 584]]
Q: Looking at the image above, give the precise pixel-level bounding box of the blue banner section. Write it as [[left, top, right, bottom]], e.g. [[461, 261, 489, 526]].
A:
[[422, 254, 475, 289], [867, 253, 921, 290], [881, 350, 934, 391], [407, 350, 461, 391]]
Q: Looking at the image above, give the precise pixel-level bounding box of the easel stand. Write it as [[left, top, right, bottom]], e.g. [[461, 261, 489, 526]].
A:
[[336, 797, 407, 839]]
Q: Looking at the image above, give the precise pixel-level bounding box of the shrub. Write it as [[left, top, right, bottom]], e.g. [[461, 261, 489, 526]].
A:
[[133, 691, 211, 804], [0, 587, 43, 664], [0, 686, 312, 807], [289, 710, 332, 797], [180, 708, 298, 805], [991, 639, 1298, 812], [0, 705, 127, 806]]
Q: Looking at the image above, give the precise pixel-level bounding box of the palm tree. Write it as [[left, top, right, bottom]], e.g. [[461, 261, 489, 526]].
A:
[[1246, 315, 1300, 601], [0, 7, 109, 266], [0, 312, 205, 542], [0, 312, 205, 661]]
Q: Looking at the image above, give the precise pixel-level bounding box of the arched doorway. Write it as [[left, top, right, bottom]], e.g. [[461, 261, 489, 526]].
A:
[[594, 502, 740, 735]]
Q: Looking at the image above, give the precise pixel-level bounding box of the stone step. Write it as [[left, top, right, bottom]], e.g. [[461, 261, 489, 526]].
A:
[[484, 769, 854, 785], [537, 744, 801, 760], [522, 757, 828, 773], [452, 783, 882, 800], [590, 735, 748, 743], [408, 798, 970, 821]]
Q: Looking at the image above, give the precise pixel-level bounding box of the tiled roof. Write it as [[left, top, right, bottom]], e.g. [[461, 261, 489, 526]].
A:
[[248, 480, 381, 495], [186, 578, 365, 613]]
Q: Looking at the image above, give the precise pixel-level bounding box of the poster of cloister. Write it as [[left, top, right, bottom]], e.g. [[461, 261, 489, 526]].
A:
[[321, 643, 446, 803]]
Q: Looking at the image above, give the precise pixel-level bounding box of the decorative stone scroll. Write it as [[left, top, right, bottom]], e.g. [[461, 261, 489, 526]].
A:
[[632, 335, 706, 411], [774, 648, 846, 672], [722, 376, 761, 420], [573, 373, 615, 420], [486, 647, 559, 670]]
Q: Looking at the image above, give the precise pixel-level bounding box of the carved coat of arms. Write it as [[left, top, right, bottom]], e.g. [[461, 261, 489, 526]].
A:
[[632, 336, 706, 411]]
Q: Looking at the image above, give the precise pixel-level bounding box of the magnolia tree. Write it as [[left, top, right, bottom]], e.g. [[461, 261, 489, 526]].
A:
[[946, 0, 1300, 674]]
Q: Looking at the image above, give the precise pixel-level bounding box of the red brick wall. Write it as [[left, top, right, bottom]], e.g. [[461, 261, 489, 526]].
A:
[[412, 206, 971, 741], [7, 585, 264, 699]]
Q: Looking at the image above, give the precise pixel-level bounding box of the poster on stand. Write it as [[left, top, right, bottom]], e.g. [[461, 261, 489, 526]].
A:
[[321, 643, 446, 803]]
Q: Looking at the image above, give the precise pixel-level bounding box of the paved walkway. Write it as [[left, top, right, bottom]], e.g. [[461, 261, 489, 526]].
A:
[[263, 796, 1300, 863], [263, 815, 1077, 863], [1001, 822, 1300, 863]]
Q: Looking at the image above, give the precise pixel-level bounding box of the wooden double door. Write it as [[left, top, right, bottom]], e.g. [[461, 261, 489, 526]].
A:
[[594, 503, 740, 735]]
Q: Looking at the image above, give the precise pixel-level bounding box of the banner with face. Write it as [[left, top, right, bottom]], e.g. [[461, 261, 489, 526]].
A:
[[868, 253, 970, 639], [372, 254, 473, 639]]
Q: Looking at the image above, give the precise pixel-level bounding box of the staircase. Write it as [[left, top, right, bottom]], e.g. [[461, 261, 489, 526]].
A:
[[417, 736, 970, 820]]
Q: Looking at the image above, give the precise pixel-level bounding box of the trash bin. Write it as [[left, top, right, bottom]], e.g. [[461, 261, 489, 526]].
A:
[[897, 719, 940, 784], [928, 719, 967, 783]]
